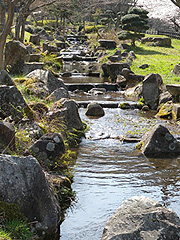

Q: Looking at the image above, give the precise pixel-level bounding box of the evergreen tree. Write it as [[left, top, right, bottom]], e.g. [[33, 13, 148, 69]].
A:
[[118, 7, 149, 46]]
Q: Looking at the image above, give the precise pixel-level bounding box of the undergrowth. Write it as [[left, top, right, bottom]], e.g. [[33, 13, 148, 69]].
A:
[[0, 202, 35, 240]]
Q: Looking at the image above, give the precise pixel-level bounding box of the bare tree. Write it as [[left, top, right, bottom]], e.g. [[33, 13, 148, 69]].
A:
[[0, 0, 19, 70], [15, 0, 56, 42]]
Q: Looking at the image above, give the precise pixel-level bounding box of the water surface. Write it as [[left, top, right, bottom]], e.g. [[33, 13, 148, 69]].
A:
[[60, 108, 180, 240]]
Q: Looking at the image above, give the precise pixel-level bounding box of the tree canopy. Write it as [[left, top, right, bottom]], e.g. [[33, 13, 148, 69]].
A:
[[118, 7, 149, 46]]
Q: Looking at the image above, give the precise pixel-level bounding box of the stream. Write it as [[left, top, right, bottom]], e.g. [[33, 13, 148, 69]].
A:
[[60, 103, 180, 240], [59, 44, 180, 240]]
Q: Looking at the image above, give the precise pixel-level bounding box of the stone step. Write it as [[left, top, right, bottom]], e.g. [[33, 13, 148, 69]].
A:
[[66, 83, 119, 92], [77, 101, 119, 108]]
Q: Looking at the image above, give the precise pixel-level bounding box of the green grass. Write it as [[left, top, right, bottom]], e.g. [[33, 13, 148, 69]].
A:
[[130, 36, 180, 84], [0, 230, 11, 240], [98, 34, 180, 84]]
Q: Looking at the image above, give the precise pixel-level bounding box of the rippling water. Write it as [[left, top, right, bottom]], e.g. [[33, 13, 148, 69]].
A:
[[60, 108, 180, 240]]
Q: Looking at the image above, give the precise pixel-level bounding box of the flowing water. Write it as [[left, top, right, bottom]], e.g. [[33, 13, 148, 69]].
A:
[[60, 104, 180, 240]]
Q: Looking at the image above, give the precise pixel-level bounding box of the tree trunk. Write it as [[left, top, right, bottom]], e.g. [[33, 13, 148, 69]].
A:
[[0, 2, 5, 33], [20, 17, 26, 42], [15, 14, 22, 40], [0, 40, 5, 70], [0, 0, 16, 71]]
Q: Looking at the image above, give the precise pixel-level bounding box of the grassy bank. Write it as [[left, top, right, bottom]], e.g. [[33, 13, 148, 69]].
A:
[[130, 37, 180, 84], [98, 34, 180, 84]]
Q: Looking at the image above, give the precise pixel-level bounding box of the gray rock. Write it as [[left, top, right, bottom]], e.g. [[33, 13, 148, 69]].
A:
[[142, 105, 150, 111], [141, 37, 172, 47], [142, 73, 163, 110], [62, 72, 72, 77], [22, 62, 44, 75], [102, 196, 180, 240], [102, 62, 130, 82], [173, 63, 180, 76], [38, 29, 54, 41], [5, 40, 29, 74], [28, 54, 41, 62], [116, 75, 127, 88], [55, 34, 65, 42], [0, 85, 30, 121], [139, 64, 149, 69], [47, 87, 69, 101], [30, 133, 65, 167], [166, 84, 180, 102], [0, 121, 15, 151], [25, 69, 66, 97], [108, 50, 121, 62], [124, 84, 142, 101], [85, 102, 105, 117], [0, 70, 15, 86], [49, 99, 83, 131], [98, 39, 116, 49], [43, 42, 58, 53], [127, 50, 137, 60], [55, 41, 67, 49], [0, 154, 60, 239], [141, 124, 180, 157], [56, 99, 83, 130], [118, 43, 131, 50], [29, 34, 40, 45], [159, 91, 172, 105], [172, 104, 180, 120], [88, 88, 106, 95]]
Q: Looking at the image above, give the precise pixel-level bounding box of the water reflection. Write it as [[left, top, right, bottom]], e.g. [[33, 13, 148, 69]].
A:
[[146, 157, 180, 207]]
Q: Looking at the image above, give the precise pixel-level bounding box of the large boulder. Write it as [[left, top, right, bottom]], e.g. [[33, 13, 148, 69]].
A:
[[85, 102, 105, 117], [4, 40, 29, 74], [102, 62, 130, 82], [30, 133, 65, 169], [25, 69, 66, 97], [0, 70, 15, 86], [0, 85, 33, 122], [98, 39, 116, 49], [47, 87, 69, 102], [141, 37, 172, 47], [50, 99, 83, 130], [102, 196, 180, 240], [141, 124, 180, 157], [142, 73, 163, 110], [0, 154, 61, 239]]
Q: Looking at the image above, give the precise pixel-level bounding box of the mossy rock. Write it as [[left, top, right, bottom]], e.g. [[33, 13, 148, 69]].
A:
[[0, 201, 25, 224], [119, 102, 131, 109], [156, 101, 173, 119]]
